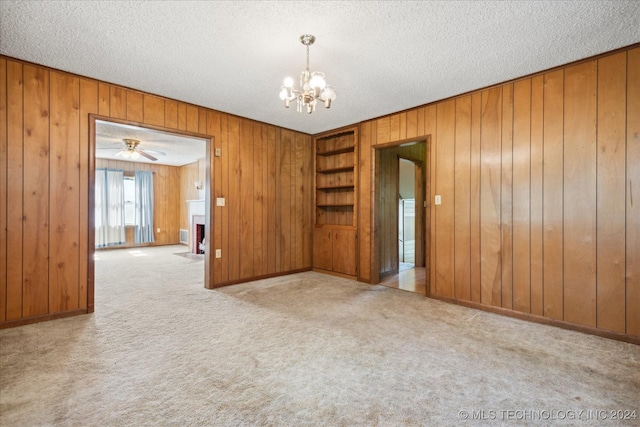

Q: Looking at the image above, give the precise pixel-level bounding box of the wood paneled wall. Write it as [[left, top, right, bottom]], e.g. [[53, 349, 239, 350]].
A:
[[96, 158, 181, 247], [211, 119, 312, 286], [358, 46, 640, 340], [0, 56, 312, 326], [179, 159, 205, 231]]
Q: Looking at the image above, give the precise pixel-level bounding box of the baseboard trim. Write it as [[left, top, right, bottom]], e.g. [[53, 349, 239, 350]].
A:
[[0, 309, 90, 330], [209, 268, 313, 289], [428, 295, 639, 346], [312, 268, 357, 281]]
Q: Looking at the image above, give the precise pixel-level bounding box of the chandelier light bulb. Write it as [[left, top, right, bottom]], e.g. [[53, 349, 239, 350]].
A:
[[309, 72, 326, 90], [279, 34, 336, 114]]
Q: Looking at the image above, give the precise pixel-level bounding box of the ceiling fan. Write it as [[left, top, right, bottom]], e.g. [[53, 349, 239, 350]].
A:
[[115, 138, 159, 161]]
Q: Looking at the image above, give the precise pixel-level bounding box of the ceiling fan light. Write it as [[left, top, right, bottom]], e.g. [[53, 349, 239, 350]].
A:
[[122, 150, 131, 159], [130, 151, 141, 160]]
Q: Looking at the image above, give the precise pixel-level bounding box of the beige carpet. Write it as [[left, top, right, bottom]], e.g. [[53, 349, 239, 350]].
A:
[[1, 245, 639, 426]]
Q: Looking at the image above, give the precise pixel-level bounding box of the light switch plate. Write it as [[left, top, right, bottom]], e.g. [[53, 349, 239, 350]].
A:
[[215, 148, 221, 157], [216, 197, 225, 206], [435, 195, 442, 205], [215, 249, 221, 258]]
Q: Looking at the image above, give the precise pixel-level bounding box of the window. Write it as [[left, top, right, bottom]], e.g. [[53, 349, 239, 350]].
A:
[[124, 176, 135, 225]]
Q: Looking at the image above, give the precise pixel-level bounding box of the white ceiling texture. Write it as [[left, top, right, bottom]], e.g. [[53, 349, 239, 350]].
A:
[[2, 1, 640, 163]]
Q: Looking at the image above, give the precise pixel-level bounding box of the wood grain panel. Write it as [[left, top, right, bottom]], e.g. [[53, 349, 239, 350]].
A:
[[529, 75, 544, 316], [6, 60, 24, 320], [279, 130, 292, 272], [109, 86, 126, 119], [378, 147, 398, 276], [227, 116, 240, 280], [98, 83, 109, 116], [169, 165, 181, 243], [177, 103, 187, 131], [126, 91, 143, 123], [435, 99, 455, 297], [199, 109, 207, 135], [542, 70, 564, 320], [186, 105, 199, 133], [220, 114, 230, 282], [563, 61, 597, 327], [79, 78, 98, 310], [512, 79, 531, 313], [424, 106, 437, 294], [358, 121, 372, 282], [253, 123, 264, 275], [143, 94, 165, 127], [596, 52, 627, 333], [454, 96, 471, 301], [165, 100, 178, 129], [376, 116, 391, 145], [207, 111, 222, 282], [470, 93, 482, 303], [302, 133, 313, 269], [294, 133, 304, 269], [627, 47, 640, 337], [391, 113, 402, 142], [261, 125, 270, 273], [501, 84, 513, 309], [0, 59, 6, 321], [22, 64, 50, 317], [239, 119, 254, 278], [480, 87, 502, 307], [266, 126, 277, 275], [333, 228, 357, 276], [49, 71, 80, 312], [313, 227, 333, 271], [406, 109, 418, 139]]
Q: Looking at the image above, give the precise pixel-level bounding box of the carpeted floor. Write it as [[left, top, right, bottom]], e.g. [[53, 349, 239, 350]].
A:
[[1, 245, 639, 426]]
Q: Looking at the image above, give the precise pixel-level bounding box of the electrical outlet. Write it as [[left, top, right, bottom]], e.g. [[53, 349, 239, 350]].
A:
[[215, 249, 222, 258], [216, 197, 225, 206], [156, 228, 161, 233]]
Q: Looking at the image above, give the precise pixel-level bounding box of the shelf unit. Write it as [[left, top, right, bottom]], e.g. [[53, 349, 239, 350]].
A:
[[314, 129, 357, 226], [313, 127, 358, 277]]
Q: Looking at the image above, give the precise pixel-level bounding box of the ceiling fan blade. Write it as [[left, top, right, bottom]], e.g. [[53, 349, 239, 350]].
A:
[[113, 150, 125, 158], [137, 149, 157, 161]]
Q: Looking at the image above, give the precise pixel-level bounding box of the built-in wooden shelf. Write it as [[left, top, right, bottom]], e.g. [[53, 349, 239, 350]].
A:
[[316, 146, 355, 156], [316, 185, 355, 190], [316, 166, 354, 174], [317, 203, 355, 208]]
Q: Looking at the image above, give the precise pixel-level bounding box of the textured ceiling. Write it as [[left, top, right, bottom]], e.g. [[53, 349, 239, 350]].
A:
[[1, 1, 640, 135], [96, 121, 206, 167]]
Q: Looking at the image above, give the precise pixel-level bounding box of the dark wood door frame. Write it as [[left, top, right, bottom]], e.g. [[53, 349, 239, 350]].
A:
[[371, 136, 432, 296], [87, 114, 215, 312]]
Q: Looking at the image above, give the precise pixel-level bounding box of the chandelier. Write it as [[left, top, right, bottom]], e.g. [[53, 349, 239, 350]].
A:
[[279, 34, 336, 114]]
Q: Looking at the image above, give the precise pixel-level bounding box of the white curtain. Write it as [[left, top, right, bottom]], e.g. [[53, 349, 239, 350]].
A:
[[95, 168, 125, 248], [134, 170, 155, 244]]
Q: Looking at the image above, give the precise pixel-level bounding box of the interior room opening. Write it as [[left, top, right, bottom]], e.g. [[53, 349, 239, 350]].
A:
[[92, 119, 210, 303]]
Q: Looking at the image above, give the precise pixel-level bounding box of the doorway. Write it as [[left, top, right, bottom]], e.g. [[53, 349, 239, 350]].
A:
[[88, 116, 213, 311], [375, 141, 428, 294]]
